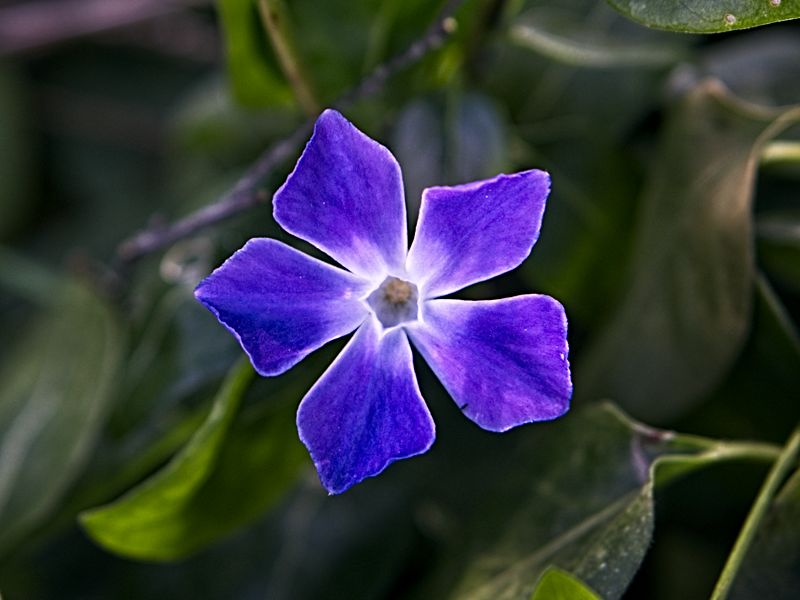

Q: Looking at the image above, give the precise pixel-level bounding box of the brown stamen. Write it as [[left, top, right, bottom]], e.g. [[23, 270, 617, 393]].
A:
[[384, 277, 412, 304]]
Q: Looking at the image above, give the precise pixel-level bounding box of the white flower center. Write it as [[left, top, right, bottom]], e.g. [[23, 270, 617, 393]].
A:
[[367, 276, 419, 329]]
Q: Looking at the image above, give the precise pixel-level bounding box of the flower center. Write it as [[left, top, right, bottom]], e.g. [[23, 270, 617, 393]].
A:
[[367, 276, 419, 329]]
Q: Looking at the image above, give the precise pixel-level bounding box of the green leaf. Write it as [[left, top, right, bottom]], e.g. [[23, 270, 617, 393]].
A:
[[80, 359, 308, 561], [530, 567, 601, 600], [448, 403, 780, 600], [578, 81, 800, 422], [0, 282, 123, 555], [216, 0, 293, 107], [605, 0, 800, 33]]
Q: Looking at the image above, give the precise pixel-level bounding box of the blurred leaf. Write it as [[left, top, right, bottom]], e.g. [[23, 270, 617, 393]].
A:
[[392, 92, 509, 209], [578, 81, 800, 422], [450, 93, 509, 183], [170, 77, 298, 169], [448, 403, 779, 600], [288, 0, 439, 100], [0, 248, 63, 304], [672, 30, 800, 108], [758, 210, 800, 293], [530, 567, 600, 600], [510, 8, 685, 68], [393, 98, 443, 206], [81, 359, 307, 561], [216, 0, 293, 107], [0, 282, 123, 555], [730, 469, 800, 599], [675, 274, 800, 443], [80, 359, 252, 560], [605, 0, 800, 33], [0, 64, 35, 240]]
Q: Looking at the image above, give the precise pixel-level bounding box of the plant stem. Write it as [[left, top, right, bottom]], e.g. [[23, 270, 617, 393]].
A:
[[257, 0, 319, 116], [761, 141, 800, 166], [709, 425, 800, 600]]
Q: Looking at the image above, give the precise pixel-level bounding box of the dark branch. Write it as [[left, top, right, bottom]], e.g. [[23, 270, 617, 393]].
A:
[[116, 125, 312, 263], [115, 0, 465, 267]]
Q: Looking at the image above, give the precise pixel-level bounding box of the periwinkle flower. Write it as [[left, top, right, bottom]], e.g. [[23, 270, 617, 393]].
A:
[[195, 109, 572, 494]]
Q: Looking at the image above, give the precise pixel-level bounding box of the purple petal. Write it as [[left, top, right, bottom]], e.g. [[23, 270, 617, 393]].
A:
[[406, 295, 571, 432], [274, 109, 407, 280], [406, 170, 551, 298], [195, 239, 370, 376], [297, 318, 435, 494]]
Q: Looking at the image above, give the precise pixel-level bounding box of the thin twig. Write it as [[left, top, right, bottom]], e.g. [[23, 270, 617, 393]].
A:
[[116, 125, 312, 264], [334, 0, 462, 107], [115, 0, 465, 267]]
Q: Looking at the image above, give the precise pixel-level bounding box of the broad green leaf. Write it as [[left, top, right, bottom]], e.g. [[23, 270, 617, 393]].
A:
[[216, 0, 293, 107], [80, 359, 252, 560], [578, 81, 800, 422], [509, 7, 686, 68], [605, 0, 800, 33], [0, 282, 123, 555], [730, 468, 800, 599], [80, 359, 308, 561], [530, 567, 600, 600], [448, 403, 780, 600]]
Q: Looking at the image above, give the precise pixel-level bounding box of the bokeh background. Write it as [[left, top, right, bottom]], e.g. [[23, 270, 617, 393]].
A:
[[1, 0, 799, 598]]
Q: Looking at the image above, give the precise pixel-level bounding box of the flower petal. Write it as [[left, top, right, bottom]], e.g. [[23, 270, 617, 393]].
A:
[[273, 109, 407, 280], [406, 295, 571, 432], [297, 318, 435, 494], [195, 238, 370, 377], [406, 170, 551, 298]]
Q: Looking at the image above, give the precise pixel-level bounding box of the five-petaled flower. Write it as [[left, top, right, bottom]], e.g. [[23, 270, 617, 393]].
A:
[[195, 109, 572, 494]]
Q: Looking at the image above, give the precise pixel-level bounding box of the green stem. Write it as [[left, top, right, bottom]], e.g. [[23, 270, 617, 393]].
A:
[[709, 425, 800, 600], [761, 141, 800, 166], [257, 0, 319, 116]]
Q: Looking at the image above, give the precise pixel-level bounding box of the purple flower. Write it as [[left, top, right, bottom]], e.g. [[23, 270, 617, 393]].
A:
[[195, 109, 572, 494]]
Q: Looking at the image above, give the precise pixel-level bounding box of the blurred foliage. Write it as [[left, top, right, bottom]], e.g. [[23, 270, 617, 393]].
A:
[[0, 0, 799, 598], [81, 359, 307, 561], [731, 468, 800, 598], [578, 82, 800, 423], [0, 280, 122, 556]]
